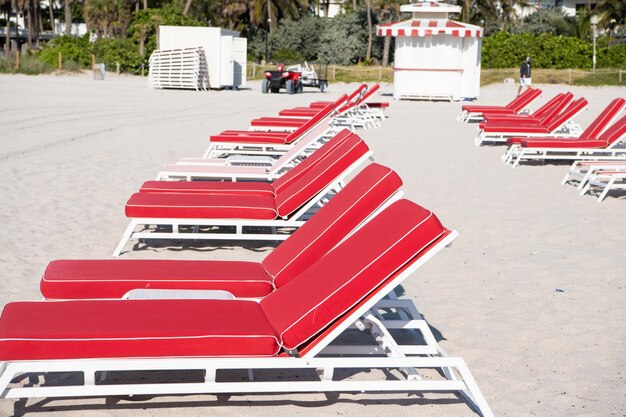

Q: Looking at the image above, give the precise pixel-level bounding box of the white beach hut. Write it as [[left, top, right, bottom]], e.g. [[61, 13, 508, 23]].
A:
[[376, 0, 483, 101]]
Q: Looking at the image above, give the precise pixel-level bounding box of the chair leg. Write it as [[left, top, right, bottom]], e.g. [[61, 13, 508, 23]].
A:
[[112, 221, 137, 257], [597, 176, 616, 202]]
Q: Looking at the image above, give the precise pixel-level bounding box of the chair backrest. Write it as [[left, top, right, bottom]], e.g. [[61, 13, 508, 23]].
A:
[[354, 84, 381, 107], [537, 92, 573, 126], [272, 129, 353, 194], [336, 85, 375, 113], [283, 98, 345, 144], [545, 96, 588, 132], [579, 98, 626, 140], [531, 93, 565, 120], [263, 163, 402, 288], [347, 84, 368, 103], [598, 114, 626, 147], [273, 132, 370, 217], [260, 199, 448, 351], [508, 88, 542, 112]]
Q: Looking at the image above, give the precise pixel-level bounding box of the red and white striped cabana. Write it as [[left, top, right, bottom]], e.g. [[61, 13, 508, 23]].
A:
[[377, 0, 483, 101]]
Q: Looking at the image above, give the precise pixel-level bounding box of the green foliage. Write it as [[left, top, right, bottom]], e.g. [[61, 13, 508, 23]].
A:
[[512, 9, 578, 37], [39, 35, 92, 68], [269, 17, 327, 61], [129, 5, 204, 66], [481, 31, 626, 69], [271, 48, 304, 63], [91, 37, 143, 72], [37, 33, 143, 73], [0, 54, 54, 74], [248, 13, 370, 64], [318, 12, 368, 65], [573, 71, 626, 86], [83, 0, 132, 38]]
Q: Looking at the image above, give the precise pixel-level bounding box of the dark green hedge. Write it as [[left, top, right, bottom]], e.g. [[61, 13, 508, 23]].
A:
[[482, 32, 626, 69], [38, 35, 141, 72]]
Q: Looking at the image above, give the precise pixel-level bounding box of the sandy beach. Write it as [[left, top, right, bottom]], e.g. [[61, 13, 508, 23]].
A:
[[0, 73, 624, 417]]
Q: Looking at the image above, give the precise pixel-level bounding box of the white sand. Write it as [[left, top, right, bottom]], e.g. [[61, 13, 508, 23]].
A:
[[0, 73, 624, 417]]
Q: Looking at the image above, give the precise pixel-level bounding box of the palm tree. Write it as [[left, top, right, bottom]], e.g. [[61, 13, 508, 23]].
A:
[[595, 0, 625, 31], [375, 0, 400, 66], [83, 0, 130, 37], [64, 0, 73, 34], [47, 0, 55, 33], [249, 0, 309, 32], [1, 0, 12, 53], [364, 0, 372, 60]]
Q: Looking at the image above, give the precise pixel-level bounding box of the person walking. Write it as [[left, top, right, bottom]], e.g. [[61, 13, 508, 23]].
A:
[[518, 57, 532, 96]]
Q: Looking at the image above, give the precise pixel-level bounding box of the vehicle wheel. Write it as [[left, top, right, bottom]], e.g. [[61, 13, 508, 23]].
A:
[[296, 80, 303, 94], [286, 79, 294, 95], [261, 79, 269, 94], [319, 81, 328, 93]]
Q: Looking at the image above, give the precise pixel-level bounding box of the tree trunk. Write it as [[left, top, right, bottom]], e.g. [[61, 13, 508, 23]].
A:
[[4, 8, 10, 53], [26, 0, 33, 48], [323, 0, 329, 16], [182, 0, 192, 16], [143, 0, 147, 9], [462, 0, 470, 23], [48, 0, 55, 33], [64, 0, 72, 35], [365, 0, 372, 60], [352, 0, 356, 12], [382, 35, 390, 66]]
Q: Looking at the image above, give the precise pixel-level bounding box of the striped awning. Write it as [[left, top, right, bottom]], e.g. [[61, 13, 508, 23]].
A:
[[377, 19, 483, 38]]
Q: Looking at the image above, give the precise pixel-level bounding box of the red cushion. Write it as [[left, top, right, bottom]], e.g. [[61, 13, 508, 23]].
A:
[[250, 118, 307, 128], [366, 101, 389, 108], [279, 109, 318, 117], [271, 128, 353, 195], [309, 101, 332, 108], [140, 181, 275, 197], [0, 299, 279, 360], [483, 114, 542, 124], [42, 164, 402, 301], [579, 98, 626, 140], [481, 123, 549, 134], [125, 193, 278, 219], [282, 103, 335, 144], [264, 163, 402, 288], [210, 134, 288, 144], [158, 164, 269, 178], [220, 130, 289, 137], [520, 138, 607, 148], [41, 259, 273, 299], [505, 135, 568, 145], [598, 113, 626, 145], [260, 199, 447, 350], [274, 133, 369, 217], [462, 105, 514, 113]]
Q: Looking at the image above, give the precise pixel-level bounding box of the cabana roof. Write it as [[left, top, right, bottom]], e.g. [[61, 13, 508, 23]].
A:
[[376, 19, 483, 38]]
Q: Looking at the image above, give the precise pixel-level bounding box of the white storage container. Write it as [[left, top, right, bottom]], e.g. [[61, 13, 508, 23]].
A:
[[158, 26, 247, 89]]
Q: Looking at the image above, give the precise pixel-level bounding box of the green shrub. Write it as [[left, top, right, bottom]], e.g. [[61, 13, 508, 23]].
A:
[[91, 37, 142, 72], [318, 12, 368, 65], [270, 48, 304, 63], [39, 34, 92, 68], [482, 32, 623, 69]]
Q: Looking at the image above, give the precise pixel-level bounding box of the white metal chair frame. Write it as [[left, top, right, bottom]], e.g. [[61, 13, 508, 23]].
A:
[[0, 230, 495, 417]]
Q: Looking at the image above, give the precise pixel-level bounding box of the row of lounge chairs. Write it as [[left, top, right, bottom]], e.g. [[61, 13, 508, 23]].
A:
[[458, 89, 626, 202], [0, 85, 494, 416]]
